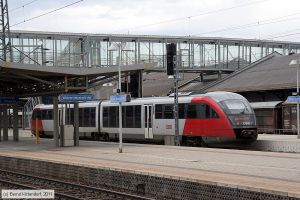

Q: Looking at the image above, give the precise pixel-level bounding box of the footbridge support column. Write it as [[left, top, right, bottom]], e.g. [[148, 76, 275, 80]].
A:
[[13, 105, 19, 141], [53, 97, 59, 147], [0, 107, 2, 141], [74, 102, 79, 146], [3, 106, 8, 141]]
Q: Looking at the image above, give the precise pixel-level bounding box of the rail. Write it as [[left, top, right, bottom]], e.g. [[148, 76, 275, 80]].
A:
[[0, 169, 154, 200]]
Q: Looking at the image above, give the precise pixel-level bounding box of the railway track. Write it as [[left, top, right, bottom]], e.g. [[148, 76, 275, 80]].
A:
[[0, 169, 154, 200]]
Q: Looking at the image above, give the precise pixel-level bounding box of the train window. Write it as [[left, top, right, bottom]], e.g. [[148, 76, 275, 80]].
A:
[[221, 100, 252, 115], [179, 104, 186, 119], [291, 107, 297, 114], [79, 107, 96, 127], [122, 106, 141, 128], [90, 108, 96, 127], [79, 108, 84, 126], [198, 104, 206, 118], [41, 110, 47, 119], [121, 105, 141, 128], [83, 108, 90, 126], [103, 106, 119, 128], [211, 108, 219, 118], [124, 106, 134, 128], [48, 110, 53, 119], [187, 104, 197, 118], [156, 104, 185, 119], [33, 110, 41, 120], [32, 111, 36, 120], [104, 106, 141, 128], [69, 109, 74, 124], [155, 105, 163, 119], [205, 105, 219, 119], [283, 107, 291, 129], [63, 107, 94, 127], [155, 103, 216, 119], [114, 107, 119, 128], [41, 109, 53, 120], [103, 107, 109, 127], [163, 104, 173, 119], [186, 103, 207, 119], [135, 105, 141, 128], [110, 107, 119, 128], [283, 107, 290, 116]]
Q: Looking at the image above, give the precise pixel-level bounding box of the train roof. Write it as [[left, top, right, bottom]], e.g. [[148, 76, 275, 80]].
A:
[[282, 100, 298, 105], [34, 91, 248, 109], [34, 101, 101, 109], [200, 91, 247, 102], [101, 96, 192, 106], [102, 91, 244, 105]]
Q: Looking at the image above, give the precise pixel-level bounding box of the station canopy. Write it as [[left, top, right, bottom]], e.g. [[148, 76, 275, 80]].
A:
[[0, 61, 156, 97]]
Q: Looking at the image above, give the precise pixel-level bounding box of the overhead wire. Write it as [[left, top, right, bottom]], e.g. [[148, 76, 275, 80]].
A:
[[9, 0, 40, 13], [109, 0, 300, 42], [263, 27, 300, 39], [192, 12, 300, 36], [111, 0, 270, 33], [265, 32, 300, 40], [9, 0, 299, 41], [11, 0, 84, 27]]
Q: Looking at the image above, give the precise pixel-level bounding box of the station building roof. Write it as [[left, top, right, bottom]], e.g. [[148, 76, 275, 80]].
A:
[[202, 52, 300, 93], [250, 101, 282, 109], [142, 72, 199, 97]]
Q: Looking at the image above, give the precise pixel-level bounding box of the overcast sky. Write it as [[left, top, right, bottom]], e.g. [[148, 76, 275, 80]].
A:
[[8, 0, 300, 42]]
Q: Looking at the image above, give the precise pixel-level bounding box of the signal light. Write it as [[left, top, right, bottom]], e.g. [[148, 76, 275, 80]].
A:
[[166, 43, 176, 75]]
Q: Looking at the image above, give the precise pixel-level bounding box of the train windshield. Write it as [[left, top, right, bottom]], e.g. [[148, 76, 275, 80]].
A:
[[221, 100, 253, 115]]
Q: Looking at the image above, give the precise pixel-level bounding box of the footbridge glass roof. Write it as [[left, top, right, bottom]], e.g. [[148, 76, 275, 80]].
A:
[[9, 30, 300, 70]]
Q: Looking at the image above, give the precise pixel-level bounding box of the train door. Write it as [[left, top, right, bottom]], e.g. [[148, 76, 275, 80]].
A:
[[144, 105, 153, 139], [58, 109, 63, 126]]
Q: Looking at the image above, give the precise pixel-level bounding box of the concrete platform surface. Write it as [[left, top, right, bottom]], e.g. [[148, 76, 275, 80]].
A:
[[254, 134, 300, 152], [0, 136, 299, 198]]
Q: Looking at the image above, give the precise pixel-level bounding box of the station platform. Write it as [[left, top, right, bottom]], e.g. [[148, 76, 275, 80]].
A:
[[253, 134, 300, 153], [0, 133, 299, 199]]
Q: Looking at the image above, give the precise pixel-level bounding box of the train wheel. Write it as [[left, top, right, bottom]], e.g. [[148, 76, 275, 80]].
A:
[[250, 133, 258, 142], [96, 134, 101, 141], [196, 137, 208, 147], [103, 133, 110, 142], [91, 133, 97, 141], [181, 136, 188, 146], [39, 131, 45, 138]]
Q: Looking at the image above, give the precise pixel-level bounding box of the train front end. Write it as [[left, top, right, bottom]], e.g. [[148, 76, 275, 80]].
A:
[[208, 92, 258, 142]]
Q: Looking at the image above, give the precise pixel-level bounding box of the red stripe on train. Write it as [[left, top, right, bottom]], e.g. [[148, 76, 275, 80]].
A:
[[31, 108, 44, 133], [183, 96, 235, 138]]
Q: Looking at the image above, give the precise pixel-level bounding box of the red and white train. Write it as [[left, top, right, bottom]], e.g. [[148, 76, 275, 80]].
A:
[[31, 91, 257, 145]]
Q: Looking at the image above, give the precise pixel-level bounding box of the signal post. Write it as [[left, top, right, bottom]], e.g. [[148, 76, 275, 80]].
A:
[[167, 43, 180, 146]]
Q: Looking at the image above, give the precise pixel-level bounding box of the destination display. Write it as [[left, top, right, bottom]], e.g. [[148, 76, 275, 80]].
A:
[[0, 97, 19, 104], [287, 96, 300, 102], [110, 94, 131, 103], [58, 94, 94, 102]]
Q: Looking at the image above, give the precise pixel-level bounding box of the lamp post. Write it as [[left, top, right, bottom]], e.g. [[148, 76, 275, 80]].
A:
[[289, 59, 300, 139], [117, 46, 122, 153], [108, 44, 122, 153], [108, 43, 132, 152]]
